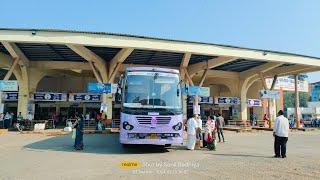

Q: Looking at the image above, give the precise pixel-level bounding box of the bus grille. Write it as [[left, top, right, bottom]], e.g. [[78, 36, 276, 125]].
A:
[[136, 116, 171, 125]]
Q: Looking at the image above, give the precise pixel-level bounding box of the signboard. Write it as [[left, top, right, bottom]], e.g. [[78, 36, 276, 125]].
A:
[[259, 90, 280, 99], [32, 92, 67, 101], [189, 96, 213, 104], [68, 93, 101, 102], [0, 80, 18, 91], [1, 92, 18, 101], [266, 77, 308, 92], [247, 99, 262, 107], [188, 86, 210, 97], [214, 97, 240, 105], [87, 83, 118, 94]]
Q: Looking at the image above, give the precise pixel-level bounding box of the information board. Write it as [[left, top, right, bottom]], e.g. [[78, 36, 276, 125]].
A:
[[32, 92, 67, 101]]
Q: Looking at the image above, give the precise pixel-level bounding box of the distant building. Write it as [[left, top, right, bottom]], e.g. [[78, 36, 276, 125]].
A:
[[310, 81, 320, 101]]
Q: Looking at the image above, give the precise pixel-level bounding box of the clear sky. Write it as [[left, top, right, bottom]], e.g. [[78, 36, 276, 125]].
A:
[[1, 0, 320, 82]]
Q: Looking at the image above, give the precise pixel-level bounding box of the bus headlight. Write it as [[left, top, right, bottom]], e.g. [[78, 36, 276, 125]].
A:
[[123, 121, 134, 130], [172, 122, 182, 131]]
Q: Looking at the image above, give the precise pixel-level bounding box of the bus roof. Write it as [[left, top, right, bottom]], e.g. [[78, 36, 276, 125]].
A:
[[126, 67, 179, 74]]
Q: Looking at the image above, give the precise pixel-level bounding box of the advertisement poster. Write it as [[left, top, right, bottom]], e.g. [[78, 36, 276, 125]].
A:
[[188, 86, 210, 97], [87, 83, 118, 94], [259, 90, 280, 99], [0, 80, 18, 91], [266, 77, 308, 92]]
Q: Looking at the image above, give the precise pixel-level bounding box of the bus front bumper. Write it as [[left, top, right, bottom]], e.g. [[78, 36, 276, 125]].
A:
[[120, 137, 183, 145]]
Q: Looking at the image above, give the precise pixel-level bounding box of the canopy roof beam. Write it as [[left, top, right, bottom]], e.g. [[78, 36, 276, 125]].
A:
[[1, 41, 29, 67], [240, 62, 284, 80], [108, 48, 134, 83], [67, 44, 108, 82], [188, 56, 238, 77]]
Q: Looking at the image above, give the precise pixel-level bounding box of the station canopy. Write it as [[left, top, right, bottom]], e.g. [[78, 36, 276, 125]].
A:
[[0, 28, 320, 77]]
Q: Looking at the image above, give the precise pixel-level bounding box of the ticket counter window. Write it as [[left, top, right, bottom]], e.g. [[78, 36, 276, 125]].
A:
[[34, 106, 56, 120]]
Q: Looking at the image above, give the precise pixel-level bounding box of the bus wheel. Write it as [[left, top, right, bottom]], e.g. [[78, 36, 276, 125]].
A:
[[122, 144, 133, 148]]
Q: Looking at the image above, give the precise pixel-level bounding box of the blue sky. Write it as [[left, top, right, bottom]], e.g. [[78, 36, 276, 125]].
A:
[[1, 0, 320, 82]]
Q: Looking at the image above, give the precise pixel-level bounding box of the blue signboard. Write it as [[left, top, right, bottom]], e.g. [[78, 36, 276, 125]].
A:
[[215, 97, 240, 105], [32, 92, 67, 101], [247, 99, 262, 107], [87, 83, 111, 94], [2, 92, 18, 101], [188, 86, 210, 97], [69, 93, 101, 102], [189, 96, 213, 104]]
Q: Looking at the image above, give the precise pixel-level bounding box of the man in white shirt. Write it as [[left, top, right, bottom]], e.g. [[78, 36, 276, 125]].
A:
[[27, 112, 33, 121], [273, 110, 289, 158], [187, 114, 198, 150]]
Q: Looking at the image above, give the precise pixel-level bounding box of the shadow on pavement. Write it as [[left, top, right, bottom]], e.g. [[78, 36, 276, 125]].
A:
[[23, 134, 171, 154], [208, 153, 274, 158]]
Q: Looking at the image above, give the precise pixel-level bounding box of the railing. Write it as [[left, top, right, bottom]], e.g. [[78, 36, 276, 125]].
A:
[[227, 120, 250, 127]]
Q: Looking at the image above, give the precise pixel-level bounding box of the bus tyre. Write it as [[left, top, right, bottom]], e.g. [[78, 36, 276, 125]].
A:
[[122, 144, 133, 148]]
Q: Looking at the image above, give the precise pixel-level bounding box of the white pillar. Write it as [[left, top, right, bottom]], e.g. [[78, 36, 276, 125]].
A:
[[294, 74, 300, 128], [240, 86, 248, 121]]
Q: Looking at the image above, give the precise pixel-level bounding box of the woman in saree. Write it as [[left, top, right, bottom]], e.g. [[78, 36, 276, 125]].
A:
[[73, 114, 84, 150], [204, 115, 216, 150]]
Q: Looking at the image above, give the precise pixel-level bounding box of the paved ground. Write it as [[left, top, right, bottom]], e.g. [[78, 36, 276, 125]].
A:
[[0, 130, 319, 180]]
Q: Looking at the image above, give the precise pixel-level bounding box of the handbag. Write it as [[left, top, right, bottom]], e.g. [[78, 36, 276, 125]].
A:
[[71, 129, 76, 139], [207, 133, 213, 143]]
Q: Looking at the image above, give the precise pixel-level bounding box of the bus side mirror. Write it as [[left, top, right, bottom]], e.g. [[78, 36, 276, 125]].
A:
[[115, 90, 122, 103], [118, 74, 123, 87]]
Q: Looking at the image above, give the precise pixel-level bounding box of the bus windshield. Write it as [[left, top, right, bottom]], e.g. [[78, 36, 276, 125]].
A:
[[123, 71, 181, 110]]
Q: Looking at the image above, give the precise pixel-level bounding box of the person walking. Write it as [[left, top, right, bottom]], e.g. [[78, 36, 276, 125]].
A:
[[216, 113, 226, 143], [273, 110, 289, 158], [187, 114, 198, 150]]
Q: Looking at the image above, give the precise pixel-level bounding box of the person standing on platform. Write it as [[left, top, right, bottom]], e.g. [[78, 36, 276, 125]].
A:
[[216, 113, 226, 143], [17, 112, 23, 123], [187, 114, 198, 150], [0, 113, 4, 128], [263, 114, 269, 128], [195, 114, 203, 146], [73, 114, 84, 151], [85, 113, 90, 121], [273, 110, 289, 158], [204, 115, 216, 150], [4, 112, 11, 129], [26, 112, 33, 128]]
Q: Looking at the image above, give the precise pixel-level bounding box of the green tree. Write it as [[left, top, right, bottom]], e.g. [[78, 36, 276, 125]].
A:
[[283, 91, 309, 109]]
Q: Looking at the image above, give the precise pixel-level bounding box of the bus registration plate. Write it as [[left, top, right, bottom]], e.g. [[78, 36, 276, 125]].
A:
[[150, 134, 157, 139]]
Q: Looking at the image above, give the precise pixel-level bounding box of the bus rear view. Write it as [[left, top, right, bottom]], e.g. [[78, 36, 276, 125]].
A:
[[119, 67, 183, 146]]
